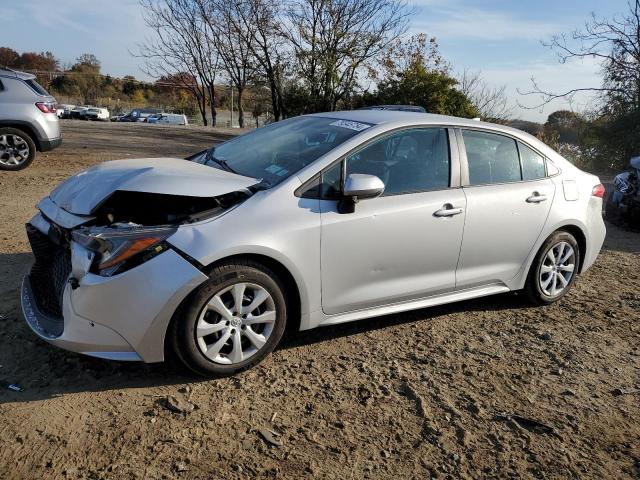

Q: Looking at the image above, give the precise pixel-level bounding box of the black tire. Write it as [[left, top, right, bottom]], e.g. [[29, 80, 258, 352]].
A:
[[0, 127, 36, 171], [169, 260, 288, 376], [524, 230, 580, 306]]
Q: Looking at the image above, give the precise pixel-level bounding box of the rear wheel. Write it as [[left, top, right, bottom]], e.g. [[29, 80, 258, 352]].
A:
[[0, 128, 36, 171], [170, 260, 287, 376], [524, 231, 580, 305]]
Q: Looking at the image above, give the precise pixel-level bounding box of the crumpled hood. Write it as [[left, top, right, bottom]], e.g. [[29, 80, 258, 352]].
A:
[[49, 157, 259, 215]]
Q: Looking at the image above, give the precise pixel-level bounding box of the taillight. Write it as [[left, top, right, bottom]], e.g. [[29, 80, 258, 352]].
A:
[[592, 184, 605, 198], [35, 102, 57, 114]]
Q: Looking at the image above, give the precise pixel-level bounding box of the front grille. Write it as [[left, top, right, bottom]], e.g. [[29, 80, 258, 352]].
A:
[[26, 223, 71, 321]]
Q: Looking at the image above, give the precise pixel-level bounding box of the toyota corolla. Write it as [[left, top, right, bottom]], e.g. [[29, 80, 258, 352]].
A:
[[21, 111, 606, 375]]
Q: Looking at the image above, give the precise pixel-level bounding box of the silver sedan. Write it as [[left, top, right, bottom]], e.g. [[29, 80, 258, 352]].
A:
[[21, 111, 606, 375]]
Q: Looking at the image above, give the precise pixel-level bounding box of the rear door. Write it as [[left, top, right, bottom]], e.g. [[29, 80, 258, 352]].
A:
[[456, 129, 555, 288]]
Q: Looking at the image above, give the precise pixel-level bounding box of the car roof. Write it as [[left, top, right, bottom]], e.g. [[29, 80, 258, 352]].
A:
[[308, 110, 534, 138], [0, 67, 36, 81]]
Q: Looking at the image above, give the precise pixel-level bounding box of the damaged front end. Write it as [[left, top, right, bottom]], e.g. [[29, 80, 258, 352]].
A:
[[34, 157, 259, 279], [22, 158, 260, 346], [69, 189, 249, 278]]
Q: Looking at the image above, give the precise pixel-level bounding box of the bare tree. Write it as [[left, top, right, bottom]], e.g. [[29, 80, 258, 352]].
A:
[[519, 0, 640, 112], [283, 0, 412, 112], [136, 0, 221, 126], [197, 0, 258, 128], [226, 0, 289, 120], [458, 69, 513, 122]]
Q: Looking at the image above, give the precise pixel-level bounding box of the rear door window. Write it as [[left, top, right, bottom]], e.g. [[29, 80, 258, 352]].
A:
[[462, 130, 522, 185], [518, 142, 546, 180]]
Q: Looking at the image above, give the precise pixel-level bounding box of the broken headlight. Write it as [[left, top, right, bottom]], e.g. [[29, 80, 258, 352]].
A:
[[71, 225, 177, 277]]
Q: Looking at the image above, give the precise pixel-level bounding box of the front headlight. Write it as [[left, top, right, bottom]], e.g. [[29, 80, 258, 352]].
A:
[[72, 225, 177, 276]]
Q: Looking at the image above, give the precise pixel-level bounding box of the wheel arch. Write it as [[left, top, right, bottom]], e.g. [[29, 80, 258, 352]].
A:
[[555, 223, 587, 273], [204, 253, 303, 336], [163, 252, 303, 359], [0, 122, 42, 150]]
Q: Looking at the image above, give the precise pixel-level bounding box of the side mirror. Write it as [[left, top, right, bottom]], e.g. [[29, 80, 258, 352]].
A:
[[343, 173, 385, 199], [339, 173, 385, 214]]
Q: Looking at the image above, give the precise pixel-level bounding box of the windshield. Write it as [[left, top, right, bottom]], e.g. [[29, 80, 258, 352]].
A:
[[193, 116, 372, 187]]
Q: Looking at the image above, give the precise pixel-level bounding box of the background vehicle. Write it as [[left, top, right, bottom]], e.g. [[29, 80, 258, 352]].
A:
[[70, 105, 92, 119], [360, 105, 427, 113], [21, 111, 605, 375], [606, 156, 640, 227], [146, 113, 188, 125], [56, 104, 75, 119], [117, 108, 163, 122], [0, 67, 62, 170], [85, 107, 110, 121]]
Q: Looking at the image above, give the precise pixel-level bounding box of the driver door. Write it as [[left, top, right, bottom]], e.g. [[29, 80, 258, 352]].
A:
[[319, 127, 466, 315]]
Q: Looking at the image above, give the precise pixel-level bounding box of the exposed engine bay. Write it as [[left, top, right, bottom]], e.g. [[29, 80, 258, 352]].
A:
[[89, 189, 251, 227]]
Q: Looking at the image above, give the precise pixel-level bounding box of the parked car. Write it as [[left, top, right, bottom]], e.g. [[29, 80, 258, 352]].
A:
[[360, 105, 427, 113], [110, 113, 125, 122], [85, 107, 110, 121], [0, 67, 61, 170], [57, 104, 75, 119], [606, 156, 640, 228], [146, 113, 188, 125], [117, 108, 163, 122], [21, 111, 606, 375], [70, 105, 92, 119]]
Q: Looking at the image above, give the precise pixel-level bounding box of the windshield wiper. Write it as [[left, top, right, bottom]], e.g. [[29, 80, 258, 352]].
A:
[[205, 147, 236, 174]]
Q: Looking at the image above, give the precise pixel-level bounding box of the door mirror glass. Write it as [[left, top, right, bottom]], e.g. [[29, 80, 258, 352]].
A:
[[343, 173, 385, 199]]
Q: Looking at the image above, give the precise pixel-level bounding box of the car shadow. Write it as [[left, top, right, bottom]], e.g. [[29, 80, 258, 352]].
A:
[[602, 221, 640, 254], [0, 230, 611, 406]]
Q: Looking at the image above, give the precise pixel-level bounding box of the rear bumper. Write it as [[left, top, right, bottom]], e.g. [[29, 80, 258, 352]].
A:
[[582, 198, 607, 272], [38, 136, 62, 152]]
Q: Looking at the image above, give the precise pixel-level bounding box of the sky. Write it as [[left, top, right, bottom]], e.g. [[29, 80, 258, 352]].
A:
[[0, 0, 631, 122]]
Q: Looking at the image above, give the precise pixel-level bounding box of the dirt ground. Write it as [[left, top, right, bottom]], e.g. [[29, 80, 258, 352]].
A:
[[0, 120, 639, 480]]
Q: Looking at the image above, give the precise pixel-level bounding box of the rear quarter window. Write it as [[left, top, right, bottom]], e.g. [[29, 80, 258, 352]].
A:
[[24, 79, 50, 96]]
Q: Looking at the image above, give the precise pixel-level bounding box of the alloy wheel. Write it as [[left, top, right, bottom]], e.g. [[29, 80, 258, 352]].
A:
[[0, 134, 30, 167], [539, 241, 576, 297], [195, 282, 276, 365]]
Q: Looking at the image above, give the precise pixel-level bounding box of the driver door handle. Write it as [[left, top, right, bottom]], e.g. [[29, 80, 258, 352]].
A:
[[434, 204, 464, 217], [526, 192, 548, 203]]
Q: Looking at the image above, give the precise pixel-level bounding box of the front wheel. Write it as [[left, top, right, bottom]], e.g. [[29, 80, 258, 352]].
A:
[[169, 260, 288, 376], [524, 231, 580, 305], [0, 128, 36, 171]]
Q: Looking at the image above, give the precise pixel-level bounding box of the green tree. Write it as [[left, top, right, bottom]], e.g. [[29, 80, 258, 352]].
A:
[[51, 54, 103, 104], [544, 110, 583, 145], [368, 62, 479, 117]]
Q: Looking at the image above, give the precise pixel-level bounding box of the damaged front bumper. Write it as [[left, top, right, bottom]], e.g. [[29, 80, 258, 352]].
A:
[[21, 212, 208, 362]]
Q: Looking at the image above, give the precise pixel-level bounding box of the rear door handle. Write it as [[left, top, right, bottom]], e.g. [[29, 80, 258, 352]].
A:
[[526, 192, 547, 203], [434, 204, 464, 217]]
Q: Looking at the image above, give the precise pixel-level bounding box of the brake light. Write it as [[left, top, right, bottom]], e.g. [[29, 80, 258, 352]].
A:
[[35, 102, 57, 114], [592, 184, 605, 198]]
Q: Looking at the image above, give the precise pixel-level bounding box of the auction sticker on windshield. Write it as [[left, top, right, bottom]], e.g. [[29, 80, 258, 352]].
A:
[[329, 120, 371, 131]]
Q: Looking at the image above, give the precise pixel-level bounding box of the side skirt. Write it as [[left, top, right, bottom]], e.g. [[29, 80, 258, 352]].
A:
[[317, 284, 510, 327]]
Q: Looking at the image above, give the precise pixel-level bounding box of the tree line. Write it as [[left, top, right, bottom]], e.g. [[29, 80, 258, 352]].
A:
[[135, 0, 511, 127]]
